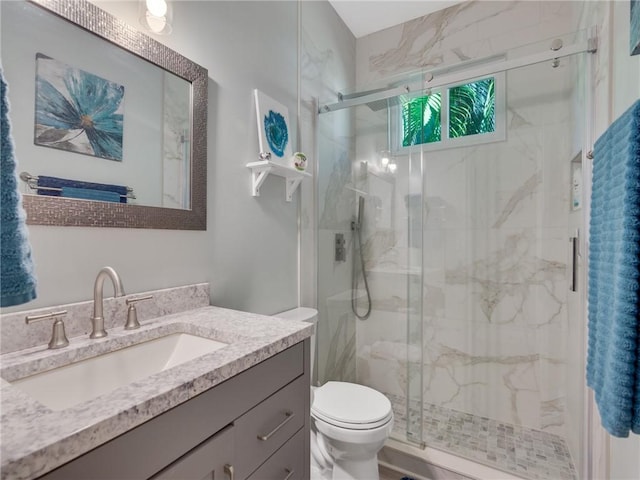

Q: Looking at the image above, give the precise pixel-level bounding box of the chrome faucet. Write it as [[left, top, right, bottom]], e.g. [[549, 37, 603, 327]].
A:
[[90, 267, 125, 339]]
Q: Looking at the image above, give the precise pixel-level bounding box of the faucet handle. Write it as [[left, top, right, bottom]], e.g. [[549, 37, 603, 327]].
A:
[[26, 310, 69, 349], [124, 295, 153, 330]]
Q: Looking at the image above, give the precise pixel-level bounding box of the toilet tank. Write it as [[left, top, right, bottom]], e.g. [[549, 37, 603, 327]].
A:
[[272, 307, 317, 381]]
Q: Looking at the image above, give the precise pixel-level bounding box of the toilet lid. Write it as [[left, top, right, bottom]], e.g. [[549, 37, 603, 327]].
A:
[[311, 381, 393, 430]]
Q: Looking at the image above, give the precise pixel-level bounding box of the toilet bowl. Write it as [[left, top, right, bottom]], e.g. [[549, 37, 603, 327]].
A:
[[273, 308, 394, 480], [311, 381, 393, 479]]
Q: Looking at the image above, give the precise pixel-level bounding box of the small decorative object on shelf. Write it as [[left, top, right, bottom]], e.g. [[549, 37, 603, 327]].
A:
[[259, 152, 271, 161], [291, 152, 307, 171]]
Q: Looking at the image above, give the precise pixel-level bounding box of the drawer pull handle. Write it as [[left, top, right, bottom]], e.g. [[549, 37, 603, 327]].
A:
[[257, 411, 295, 441], [224, 463, 235, 480], [283, 468, 295, 480]]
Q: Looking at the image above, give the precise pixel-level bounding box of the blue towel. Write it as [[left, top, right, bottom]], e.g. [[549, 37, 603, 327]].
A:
[[0, 68, 37, 307], [61, 186, 121, 203], [587, 99, 640, 437], [37, 176, 128, 204]]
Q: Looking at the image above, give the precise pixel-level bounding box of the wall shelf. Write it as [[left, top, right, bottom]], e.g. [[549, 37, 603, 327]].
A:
[[246, 160, 311, 201]]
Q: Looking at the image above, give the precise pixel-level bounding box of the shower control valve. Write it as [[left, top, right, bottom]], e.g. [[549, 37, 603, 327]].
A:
[[335, 233, 346, 262]]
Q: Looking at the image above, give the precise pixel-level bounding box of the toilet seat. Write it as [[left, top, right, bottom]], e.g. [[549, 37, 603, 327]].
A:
[[311, 381, 393, 430]]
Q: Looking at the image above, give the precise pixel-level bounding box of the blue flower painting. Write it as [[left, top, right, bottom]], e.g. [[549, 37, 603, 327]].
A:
[[34, 54, 124, 161], [264, 110, 288, 158]]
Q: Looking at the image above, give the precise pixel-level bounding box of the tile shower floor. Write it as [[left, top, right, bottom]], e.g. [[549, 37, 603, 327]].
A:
[[388, 394, 578, 480]]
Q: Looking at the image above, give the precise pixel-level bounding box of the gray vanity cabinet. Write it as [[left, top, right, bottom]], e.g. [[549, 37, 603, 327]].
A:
[[39, 340, 310, 480]]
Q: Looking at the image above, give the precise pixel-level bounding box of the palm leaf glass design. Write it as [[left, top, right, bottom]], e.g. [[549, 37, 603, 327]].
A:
[[400, 77, 495, 147], [402, 92, 441, 147], [449, 78, 495, 139]]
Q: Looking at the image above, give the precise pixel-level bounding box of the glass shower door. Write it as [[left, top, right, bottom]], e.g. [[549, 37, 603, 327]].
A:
[[316, 99, 425, 447], [405, 147, 424, 445]]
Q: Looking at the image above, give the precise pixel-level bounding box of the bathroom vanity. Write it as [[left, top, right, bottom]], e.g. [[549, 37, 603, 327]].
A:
[[41, 341, 310, 480], [0, 289, 312, 480]]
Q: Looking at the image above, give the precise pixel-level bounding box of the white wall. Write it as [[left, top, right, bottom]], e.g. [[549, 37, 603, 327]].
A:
[[0, 0, 315, 316], [608, 1, 640, 478], [612, 0, 640, 117]]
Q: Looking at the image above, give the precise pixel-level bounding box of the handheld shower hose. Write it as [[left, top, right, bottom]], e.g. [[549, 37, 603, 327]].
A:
[[352, 196, 372, 320]]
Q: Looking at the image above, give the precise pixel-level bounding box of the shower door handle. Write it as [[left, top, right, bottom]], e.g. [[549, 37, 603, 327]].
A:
[[570, 231, 579, 292]]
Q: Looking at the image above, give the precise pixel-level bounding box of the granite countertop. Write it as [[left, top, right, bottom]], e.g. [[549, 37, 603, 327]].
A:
[[0, 306, 313, 480]]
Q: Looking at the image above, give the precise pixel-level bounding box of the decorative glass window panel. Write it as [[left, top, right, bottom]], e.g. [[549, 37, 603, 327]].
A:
[[448, 77, 495, 139], [396, 74, 503, 151], [401, 92, 441, 147]]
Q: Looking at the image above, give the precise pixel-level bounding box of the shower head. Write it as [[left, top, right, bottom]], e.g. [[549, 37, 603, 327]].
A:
[[364, 96, 401, 112], [338, 87, 401, 112]]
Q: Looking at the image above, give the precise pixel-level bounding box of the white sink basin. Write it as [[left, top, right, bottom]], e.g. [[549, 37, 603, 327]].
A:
[[10, 333, 228, 411]]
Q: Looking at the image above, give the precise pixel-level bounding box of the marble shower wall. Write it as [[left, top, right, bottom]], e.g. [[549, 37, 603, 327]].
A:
[[300, 2, 358, 384], [353, 0, 585, 443]]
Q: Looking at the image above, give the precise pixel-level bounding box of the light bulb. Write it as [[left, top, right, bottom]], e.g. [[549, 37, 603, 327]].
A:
[[380, 150, 390, 169], [146, 0, 167, 17], [146, 11, 167, 32], [388, 162, 397, 173]]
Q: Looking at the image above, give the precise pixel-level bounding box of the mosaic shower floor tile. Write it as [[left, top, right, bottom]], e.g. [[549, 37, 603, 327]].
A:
[[388, 394, 578, 480]]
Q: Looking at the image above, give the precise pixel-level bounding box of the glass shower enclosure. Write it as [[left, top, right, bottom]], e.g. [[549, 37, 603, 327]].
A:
[[315, 32, 592, 480]]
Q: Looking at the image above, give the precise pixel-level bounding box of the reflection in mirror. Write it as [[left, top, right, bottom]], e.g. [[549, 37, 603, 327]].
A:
[[0, 0, 207, 229]]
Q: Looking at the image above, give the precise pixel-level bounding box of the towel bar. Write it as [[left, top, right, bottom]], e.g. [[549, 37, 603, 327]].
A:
[[19, 172, 136, 200]]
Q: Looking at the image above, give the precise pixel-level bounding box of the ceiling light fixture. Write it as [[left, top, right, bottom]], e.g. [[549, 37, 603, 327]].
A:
[[139, 0, 172, 35]]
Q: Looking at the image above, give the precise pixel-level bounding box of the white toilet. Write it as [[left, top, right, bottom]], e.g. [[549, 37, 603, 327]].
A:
[[273, 308, 394, 480]]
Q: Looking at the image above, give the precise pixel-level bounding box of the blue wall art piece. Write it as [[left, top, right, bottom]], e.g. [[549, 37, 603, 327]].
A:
[[632, 0, 640, 55], [254, 89, 292, 161], [264, 110, 288, 157], [34, 53, 124, 161]]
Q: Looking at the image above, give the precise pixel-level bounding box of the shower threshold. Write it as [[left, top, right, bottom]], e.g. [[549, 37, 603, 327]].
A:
[[386, 394, 578, 480]]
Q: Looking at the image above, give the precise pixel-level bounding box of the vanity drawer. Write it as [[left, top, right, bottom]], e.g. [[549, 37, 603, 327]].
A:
[[151, 424, 234, 480], [234, 374, 306, 479], [246, 428, 305, 480]]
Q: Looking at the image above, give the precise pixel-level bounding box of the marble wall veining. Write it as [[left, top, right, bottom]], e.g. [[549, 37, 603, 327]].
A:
[[316, 133, 358, 384], [355, 0, 583, 87], [344, 0, 587, 473], [301, 1, 358, 385]]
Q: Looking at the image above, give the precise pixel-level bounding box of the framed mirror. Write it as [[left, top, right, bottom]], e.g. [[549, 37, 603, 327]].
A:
[[1, 0, 207, 229]]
